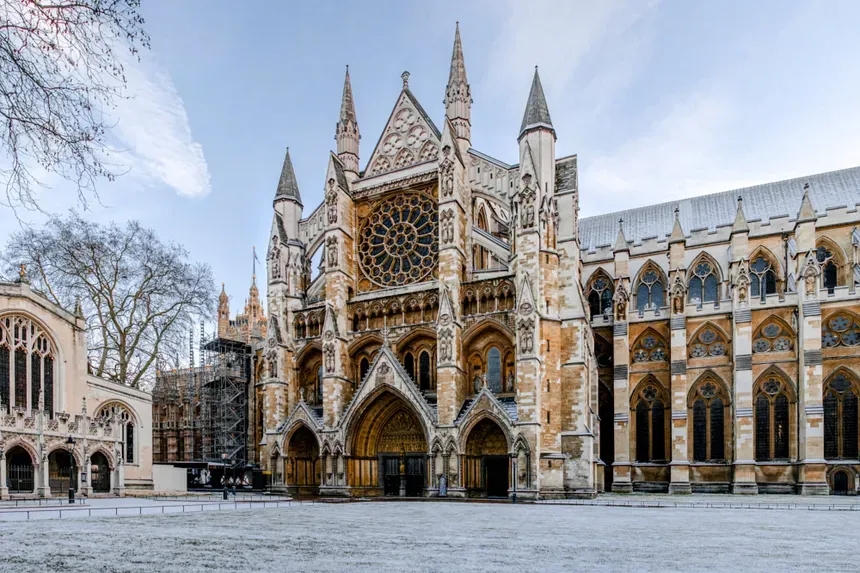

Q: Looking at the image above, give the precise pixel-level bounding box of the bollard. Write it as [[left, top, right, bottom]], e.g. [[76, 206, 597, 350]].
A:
[[68, 487, 75, 505]]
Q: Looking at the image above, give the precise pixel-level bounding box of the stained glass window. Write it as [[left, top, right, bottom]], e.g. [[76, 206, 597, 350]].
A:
[[358, 193, 438, 287], [750, 256, 777, 302], [823, 372, 860, 460], [690, 379, 727, 461], [816, 244, 838, 292], [688, 261, 719, 305], [487, 347, 502, 393], [588, 274, 614, 318], [636, 266, 665, 312], [755, 375, 792, 461]]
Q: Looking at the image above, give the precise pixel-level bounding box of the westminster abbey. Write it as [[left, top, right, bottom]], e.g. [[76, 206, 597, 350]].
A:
[[254, 24, 860, 497]]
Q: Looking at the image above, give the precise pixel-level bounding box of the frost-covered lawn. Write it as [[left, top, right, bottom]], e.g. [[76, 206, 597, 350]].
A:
[[0, 501, 856, 572]]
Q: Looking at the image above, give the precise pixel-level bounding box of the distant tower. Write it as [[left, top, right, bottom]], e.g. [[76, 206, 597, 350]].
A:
[[217, 283, 229, 338], [336, 66, 360, 177], [444, 22, 471, 152]]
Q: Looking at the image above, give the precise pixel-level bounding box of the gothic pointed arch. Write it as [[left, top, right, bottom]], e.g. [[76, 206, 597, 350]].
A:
[[630, 328, 669, 364], [594, 332, 614, 369], [748, 246, 782, 301], [462, 320, 516, 394], [752, 315, 796, 354], [753, 366, 796, 461], [1, 436, 39, 465], [823, 367, 860, 460], [46, 441, 84, 468], [686, 252, 722, 305], [586, 268, 615, 318], [90, 444, 117, 470], [630, 375, 670, 463], [633, 260, 667, 312], [687, 322, 730, 359], [460, 412, 511, 497], [687, 371, 730, 462], [815, 235, 847, 290]]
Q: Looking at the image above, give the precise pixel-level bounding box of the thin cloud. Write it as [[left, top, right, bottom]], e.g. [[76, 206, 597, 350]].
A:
[[110, 53, 212, 199]]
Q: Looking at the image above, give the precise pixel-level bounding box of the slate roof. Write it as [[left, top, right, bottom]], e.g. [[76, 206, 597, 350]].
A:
[[579, 166, 860, 252], [331, 153, 349, 190], [555, 156, 577, 192], [520, 67, 553, 136]]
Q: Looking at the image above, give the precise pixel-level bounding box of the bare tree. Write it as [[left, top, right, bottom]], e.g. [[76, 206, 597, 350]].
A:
[[0, 0, 149, 212], [2, 212, 216, 389]]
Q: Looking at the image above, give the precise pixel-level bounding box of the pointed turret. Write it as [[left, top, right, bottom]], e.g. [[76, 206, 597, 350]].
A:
[[669, 206, 685, 244], [731, 196, 749, 234], [444, 22, 471, 147], [336, 66, 360, 176], [274, 148, 302, 204], [519, 67, 554, 140], [613, 218, 629, 252], [797, 183, 817, 222], [217, 283, 230, 338]]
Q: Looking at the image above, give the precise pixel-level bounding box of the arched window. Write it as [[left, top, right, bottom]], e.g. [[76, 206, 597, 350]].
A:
[[689, 325, 728, 358], [815, 241, 840, 292], [689, 377, 728, 461], [632, 380, 667, 462], [631, 330, 668, 363], [418, 351, 432, 391], [752, 317, 794, 353], [688, 260, 719, 306], [404, 353, 415, 381], [487, 347, 502, 393], [316, 365, 323, 404], [749, 254, 777, 302], [0, 315, 55, 416], [754, 373, 793, 461], [821, 312, 860, 348], [96, 403, 137, 464], [635, 264, 665, 312], [823, 371, 859, 460], [587, 272, 614, 318]]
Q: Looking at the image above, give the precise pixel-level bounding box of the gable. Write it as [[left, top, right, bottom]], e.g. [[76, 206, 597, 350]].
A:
[[365, 90, 442, 178]]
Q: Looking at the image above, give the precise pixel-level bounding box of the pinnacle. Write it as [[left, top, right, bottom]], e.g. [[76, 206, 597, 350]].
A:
[[732, 196, 749, 234], [447, 21, 468, 88], [340, 65, 356, 123], [275, 147, 302, 203], [520, 66, 553, 136]]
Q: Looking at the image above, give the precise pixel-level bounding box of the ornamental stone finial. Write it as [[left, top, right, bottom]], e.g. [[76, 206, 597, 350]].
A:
[[401, 71, 410, 89]]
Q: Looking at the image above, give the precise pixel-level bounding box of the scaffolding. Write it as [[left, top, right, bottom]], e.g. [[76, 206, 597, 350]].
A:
[[201, 337, 251, 465]]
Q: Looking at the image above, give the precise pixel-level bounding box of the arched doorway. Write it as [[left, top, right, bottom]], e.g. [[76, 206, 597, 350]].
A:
[[91, 452, 111, 493], [48, 450, 76, 495], [286, 425, 320, 494], [348, 391, 427, 497], [6, 446, 35, 493], [463, 418, 509, 498], [832, 470, 851, 495]]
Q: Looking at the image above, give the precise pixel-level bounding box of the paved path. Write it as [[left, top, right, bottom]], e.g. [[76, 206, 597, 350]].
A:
[[1, 501, 857, 572]]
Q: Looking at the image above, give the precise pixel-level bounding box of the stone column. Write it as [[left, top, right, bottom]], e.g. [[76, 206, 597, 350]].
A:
[[0, 450, 8, 500], [38, 452, 50, 498], [668, 271, 691, 492]]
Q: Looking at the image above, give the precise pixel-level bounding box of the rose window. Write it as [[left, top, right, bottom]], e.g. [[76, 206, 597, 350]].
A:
[[358, 193, 438, 287], [821, 313, 860, 348], [753, 320, 794, 353]]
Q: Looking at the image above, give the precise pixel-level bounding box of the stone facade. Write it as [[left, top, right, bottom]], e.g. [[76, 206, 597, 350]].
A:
[[0, 274, 152, 498], [258, 24, 860, 498]]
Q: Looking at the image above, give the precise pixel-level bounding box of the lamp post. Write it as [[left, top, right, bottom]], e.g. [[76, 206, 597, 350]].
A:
[[221, 452, 228, 500], [65, 435, 76, 504]]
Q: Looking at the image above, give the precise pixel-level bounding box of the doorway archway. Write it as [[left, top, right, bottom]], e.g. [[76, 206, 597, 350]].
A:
[[463, 418, 509, 498], [286, 425, 320, 494], [6, 446, 35, 493], [832, 470, 851, 495], [48, 450, 76, 495], [347, 390, 428, 497], [91, 451, 111, 493]]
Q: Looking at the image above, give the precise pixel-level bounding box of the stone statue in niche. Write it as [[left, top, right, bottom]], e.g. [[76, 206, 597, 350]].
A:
[[440, 209, 454, 245], [326, 236, 338, 268], [518, 318, 534, 354], [326, 179, 338, 225], [438, 329, 452, 362], [323, 344, 335, 372]]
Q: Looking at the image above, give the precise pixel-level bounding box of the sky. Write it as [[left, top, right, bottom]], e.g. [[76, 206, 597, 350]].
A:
[[2, 0, 859, 324]]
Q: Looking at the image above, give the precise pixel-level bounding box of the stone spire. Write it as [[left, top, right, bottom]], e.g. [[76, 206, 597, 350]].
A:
[[669, 206, 685, 244], [275, 147, 302, 204], [217, 283, 230, 338], [797, 183, 817, 222], [613, 218, 629, 252], [519, 66, 554, 139], [731, 196, 749, 234], [444, 22, 471, 146], [336, 66, 360, 176]]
